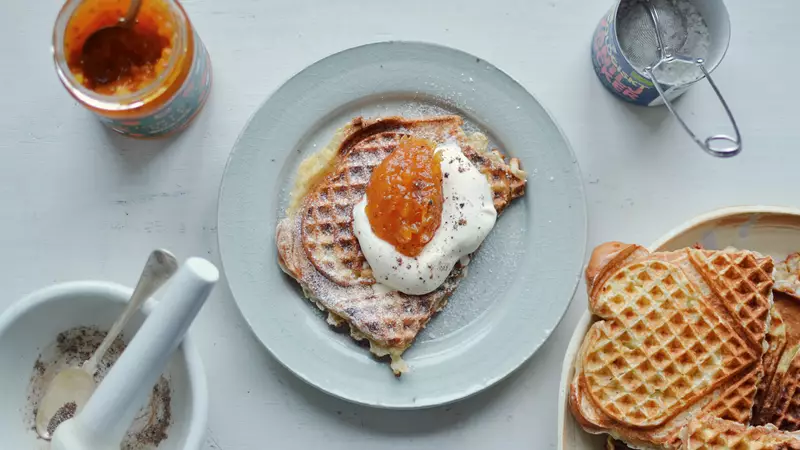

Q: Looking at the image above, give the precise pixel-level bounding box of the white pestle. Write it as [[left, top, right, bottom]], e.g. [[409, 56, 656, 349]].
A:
[[51, 257, 219, 450]]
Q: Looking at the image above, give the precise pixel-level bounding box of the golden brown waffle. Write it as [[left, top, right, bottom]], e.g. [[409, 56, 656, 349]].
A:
[[768, 355, 800, 431], [276, 115, 526, 374], [699, 364, 761, 424], [570, 242, 774, 449], [753, 302, 787, 423], [690, 249, 773, 348], [299, 116, 524, 286], [753, 288, 800, 430], [680, 416, 800, 449]]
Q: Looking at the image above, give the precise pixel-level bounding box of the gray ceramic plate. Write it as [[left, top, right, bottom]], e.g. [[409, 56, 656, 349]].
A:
[[218, 42, 587, 408]]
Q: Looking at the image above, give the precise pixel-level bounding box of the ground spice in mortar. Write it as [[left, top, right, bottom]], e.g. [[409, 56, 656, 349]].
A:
[[46, 401, 77, 436], [124, 377, 173, 448], [34, 359, 46, 376], [27, 326, 174, 449], [56, 327, 127, 380]]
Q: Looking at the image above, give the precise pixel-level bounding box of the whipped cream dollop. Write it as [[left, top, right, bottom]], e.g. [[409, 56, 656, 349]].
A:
[[353, 143, 497, 295]]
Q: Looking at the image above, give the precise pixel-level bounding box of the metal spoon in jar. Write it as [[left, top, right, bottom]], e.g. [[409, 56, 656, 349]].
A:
[[34, 249, 178, 441], [79, 0, 144, 85], [97, 0, 142, 30]]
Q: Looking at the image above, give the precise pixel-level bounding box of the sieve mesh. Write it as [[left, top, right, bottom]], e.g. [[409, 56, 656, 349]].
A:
[[619, 0, 688, 69]]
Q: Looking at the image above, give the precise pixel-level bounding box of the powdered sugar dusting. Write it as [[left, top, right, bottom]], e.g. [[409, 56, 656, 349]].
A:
[[276, 95, 497, 213], [276, 115, 528, 367], [419, 204, 527, 341]]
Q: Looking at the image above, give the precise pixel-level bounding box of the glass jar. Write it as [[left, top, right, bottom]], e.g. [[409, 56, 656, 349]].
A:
[[52, 0, 212, 138]]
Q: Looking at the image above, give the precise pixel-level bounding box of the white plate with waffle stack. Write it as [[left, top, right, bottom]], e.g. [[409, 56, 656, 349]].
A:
[[558, 205, 800, 449], [218, 42, 587, 408]]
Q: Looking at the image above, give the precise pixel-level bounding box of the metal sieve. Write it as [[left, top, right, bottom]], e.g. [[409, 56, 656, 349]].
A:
[[591, 0, 741, 157], [640, 0, 741, 157]]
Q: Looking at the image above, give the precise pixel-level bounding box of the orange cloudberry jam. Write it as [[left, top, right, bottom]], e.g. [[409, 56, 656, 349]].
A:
[[365, 136, 444, 257], [53, 0, 213, 138], [64, 0, 176, 96]]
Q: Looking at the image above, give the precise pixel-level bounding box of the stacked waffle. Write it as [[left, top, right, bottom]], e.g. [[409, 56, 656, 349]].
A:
[[680, 417, 800, 449], [570, 242, 800, 449], [751, 254, 800, 431]]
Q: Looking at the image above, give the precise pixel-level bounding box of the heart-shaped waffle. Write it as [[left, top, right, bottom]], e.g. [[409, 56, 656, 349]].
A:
[[570, 243, 774, 449]]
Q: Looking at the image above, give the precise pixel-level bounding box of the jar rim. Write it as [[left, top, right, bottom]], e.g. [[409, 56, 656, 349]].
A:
[[51, 0, 188, 112]]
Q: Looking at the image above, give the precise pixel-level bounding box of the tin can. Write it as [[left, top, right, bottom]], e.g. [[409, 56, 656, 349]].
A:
[[52, 0, 212, 138], [590, 0, 730, 107], [590, 0, 741, 157]]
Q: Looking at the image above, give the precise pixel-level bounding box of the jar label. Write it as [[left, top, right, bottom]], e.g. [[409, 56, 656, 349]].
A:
[[591, 8, 659, 106], [98, 30, 212, 138]]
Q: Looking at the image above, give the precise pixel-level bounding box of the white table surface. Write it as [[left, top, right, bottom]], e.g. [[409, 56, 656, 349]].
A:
[[2, 0, 798, 448]]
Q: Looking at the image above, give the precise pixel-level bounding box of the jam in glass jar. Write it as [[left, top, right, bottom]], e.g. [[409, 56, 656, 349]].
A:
[[52, 0, 212, 138]]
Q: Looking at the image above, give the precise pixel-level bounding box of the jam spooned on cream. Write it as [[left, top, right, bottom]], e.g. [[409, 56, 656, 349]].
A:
[[353, 139, 497, 295]]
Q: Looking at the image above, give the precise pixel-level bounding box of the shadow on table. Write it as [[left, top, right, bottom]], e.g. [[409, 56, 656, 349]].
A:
[[618, 100, 673, 130], [92, 97, 214, 173], [612, 86, 712, 140], [98, 124, 178, 169]]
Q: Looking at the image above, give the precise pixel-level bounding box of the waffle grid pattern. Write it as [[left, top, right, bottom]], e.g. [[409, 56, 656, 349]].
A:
[[278, 212, 466, 352], [701, 365, 759, 424], [585, 259, 753, 427], [690, 249, 773, 348], [340, 263, 463, 348], [684, 417, 800, 449], [301, 130, 526, 287], [301, 134, 395, 286]]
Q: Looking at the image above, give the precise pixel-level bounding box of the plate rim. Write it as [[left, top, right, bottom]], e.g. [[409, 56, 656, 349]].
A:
[[218, 40, 588, 408], [557, 205, 800, 449]]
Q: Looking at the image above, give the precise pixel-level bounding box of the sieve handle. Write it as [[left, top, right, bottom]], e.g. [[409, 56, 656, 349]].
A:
[[647, 60, 742, 158]]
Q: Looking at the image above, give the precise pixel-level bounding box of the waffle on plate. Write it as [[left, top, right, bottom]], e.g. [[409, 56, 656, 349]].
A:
[[753, 255, 800, 431], [276, 115, 526, 375], [571, 242, 774, 449]]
